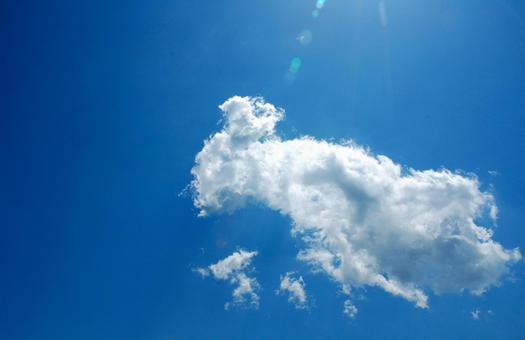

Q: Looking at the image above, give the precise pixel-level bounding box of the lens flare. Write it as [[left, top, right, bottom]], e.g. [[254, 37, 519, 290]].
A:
[[297, 30, 312, 46], [379, 1, 387, 27], [289, 57, 302, 73], [316, 0, 326, 9], [285, 57, 302, 83]]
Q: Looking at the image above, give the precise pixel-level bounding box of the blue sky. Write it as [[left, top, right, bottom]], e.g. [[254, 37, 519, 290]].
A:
[[2, 0, 525, 339]]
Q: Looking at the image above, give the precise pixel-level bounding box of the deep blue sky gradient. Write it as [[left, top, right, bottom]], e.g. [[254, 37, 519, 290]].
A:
[[2, 0, 525, 339]]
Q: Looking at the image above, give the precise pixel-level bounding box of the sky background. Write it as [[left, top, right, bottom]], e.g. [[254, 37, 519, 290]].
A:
[[2, 0, 525, 339]]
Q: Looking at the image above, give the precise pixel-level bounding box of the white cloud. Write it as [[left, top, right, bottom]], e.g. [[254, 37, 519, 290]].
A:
[[208, 249, 257, 280], [191, 96, 521, 309], [195, 249, 260, 310], [192, 267, 210, 278], [489, 204, 498, 221], [470, 308, 494, 320], [277, 272, 308, 309], [343, 300, 358, 319]]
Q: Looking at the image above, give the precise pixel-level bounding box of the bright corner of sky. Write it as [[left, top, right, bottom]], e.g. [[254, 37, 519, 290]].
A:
[[1, 0, 525, 339]]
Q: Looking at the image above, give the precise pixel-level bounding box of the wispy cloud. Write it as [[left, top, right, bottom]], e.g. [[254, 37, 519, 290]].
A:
[[195, 249, 259, 310], [343, 300, 358, 319]]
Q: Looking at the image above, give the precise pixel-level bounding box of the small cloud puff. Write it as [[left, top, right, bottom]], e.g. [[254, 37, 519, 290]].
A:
[[191, 96, 521, 310], [470, 308, 494, 320], [192, 267, 210, 278], [343, 300, 358, 319], [195, 249, 259, 310], [277, 272, 309, 309]]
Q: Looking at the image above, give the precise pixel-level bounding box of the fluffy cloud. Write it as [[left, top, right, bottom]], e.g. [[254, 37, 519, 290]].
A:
[[195, 249, 259, 310], [277, 272, 308, 309], [191, 96, 521, 309]]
